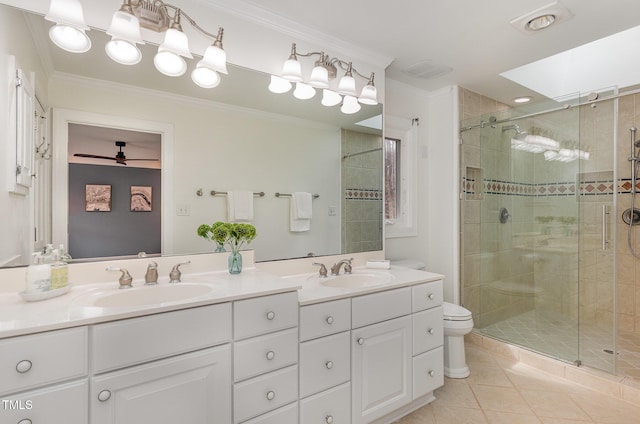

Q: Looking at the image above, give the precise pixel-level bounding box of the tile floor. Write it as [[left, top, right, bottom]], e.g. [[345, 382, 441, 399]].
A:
[[397, 342, 640, 424]]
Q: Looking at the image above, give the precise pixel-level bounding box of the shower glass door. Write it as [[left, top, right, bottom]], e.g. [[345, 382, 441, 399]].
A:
[[461, 91, 616, 371]]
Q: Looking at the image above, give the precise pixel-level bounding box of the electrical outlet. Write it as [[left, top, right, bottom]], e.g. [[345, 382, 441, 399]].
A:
[[177, 204, 190, 216], [328, 205, 337, 216]]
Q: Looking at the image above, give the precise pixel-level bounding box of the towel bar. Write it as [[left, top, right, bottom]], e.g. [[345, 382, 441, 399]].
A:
[[210, 190, 265, 197], [275, 192, 320, 199]]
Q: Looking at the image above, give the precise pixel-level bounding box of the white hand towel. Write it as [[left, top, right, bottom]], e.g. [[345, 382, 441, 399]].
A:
[[290, 192, 312, 232], [228, 190, 254, 221]]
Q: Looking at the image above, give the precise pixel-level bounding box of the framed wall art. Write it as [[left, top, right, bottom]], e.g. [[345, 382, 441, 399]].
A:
[[131, 185, 152, 211], [85, 184, 111, 212]]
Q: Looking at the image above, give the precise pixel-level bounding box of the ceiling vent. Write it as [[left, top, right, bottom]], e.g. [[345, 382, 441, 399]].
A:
[[401, 60, 453, 80]]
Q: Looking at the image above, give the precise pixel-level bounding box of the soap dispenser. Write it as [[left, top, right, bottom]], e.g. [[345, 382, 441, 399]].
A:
[[50, 247, 69, 290], [25, 253, 51, 293]]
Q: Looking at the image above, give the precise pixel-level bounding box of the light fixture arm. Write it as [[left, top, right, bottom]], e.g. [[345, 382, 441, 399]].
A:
[[287, 43, 372, 82]]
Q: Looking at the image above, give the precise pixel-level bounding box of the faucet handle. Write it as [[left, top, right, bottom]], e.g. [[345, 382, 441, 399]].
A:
[[344, 258, 354, 274], [169, 261, 191, 283], [145, 261, 158, 285], [106, 267, 133, 289], [312, 262, 328, 278]]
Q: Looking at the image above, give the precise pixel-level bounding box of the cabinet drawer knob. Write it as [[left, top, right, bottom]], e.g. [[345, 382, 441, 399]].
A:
[[266, 350, 275, 361], [326, 315, 334, 324], [18, 419, 32, 424], [427, 293, 435, 300], [266, 311, 276, 320], [428, 328, 435, 335], [266, 390, 276, 401], [15, 360, 32, 373], [325, 361, 334, 369], [325, 415, 334, 424], [98, 390, 112, 402], [357, 337, 365, 345], [428, 370, 435, 377]]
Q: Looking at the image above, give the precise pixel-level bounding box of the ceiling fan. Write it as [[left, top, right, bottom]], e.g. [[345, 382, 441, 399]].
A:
[[74, 141, 160, 165]]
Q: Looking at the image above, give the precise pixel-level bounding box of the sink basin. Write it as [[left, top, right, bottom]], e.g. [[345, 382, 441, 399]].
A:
[[321, 272, 392, 289], [89, 283, 214, 308]]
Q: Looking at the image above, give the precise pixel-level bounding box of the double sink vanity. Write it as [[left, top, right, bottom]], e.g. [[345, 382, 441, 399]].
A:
[[0, 255, 444, 424]]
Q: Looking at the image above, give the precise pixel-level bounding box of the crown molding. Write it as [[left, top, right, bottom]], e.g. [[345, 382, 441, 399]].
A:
[[195, 0, 394, 70]]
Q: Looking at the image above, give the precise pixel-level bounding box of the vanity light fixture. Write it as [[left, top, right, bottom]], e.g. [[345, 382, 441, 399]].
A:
[[45, 0, 92, 53], [45, 0, 228, 88], [269, 43, 378, 114]]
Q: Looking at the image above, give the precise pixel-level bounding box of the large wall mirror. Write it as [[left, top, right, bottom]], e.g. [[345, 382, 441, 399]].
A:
[[0, 3, 383, 267]]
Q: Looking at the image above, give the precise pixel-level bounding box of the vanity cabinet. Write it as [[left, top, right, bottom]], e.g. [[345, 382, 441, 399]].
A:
[[0, 327, 89, 424], [88, 304, 233, 424], [233, 292, 299, 423]]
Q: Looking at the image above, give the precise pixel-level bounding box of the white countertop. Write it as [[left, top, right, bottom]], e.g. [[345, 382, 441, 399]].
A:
[[292, 266, 444, 306], [0, 265, 444, 339], [0, 268, 300, 339]]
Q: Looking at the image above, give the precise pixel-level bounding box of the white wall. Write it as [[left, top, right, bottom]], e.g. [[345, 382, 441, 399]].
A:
[[49, 77, 342, 261], [384, 80, 460, 303], [0, 6, 48, 266]]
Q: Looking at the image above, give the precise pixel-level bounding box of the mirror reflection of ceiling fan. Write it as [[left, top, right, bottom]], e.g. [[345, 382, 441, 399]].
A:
[[73, 141, 160, 166]]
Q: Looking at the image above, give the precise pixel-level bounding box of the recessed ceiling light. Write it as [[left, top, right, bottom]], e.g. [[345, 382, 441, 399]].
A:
[[510, 1, 573, 35], [513, 96, 533, 104], [526, 14, 556, 31]]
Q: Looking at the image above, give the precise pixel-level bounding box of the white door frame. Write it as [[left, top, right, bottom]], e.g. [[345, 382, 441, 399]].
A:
[[51, 108, 175, 256]]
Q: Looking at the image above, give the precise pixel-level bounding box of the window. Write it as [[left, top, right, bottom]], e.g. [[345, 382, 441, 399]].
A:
[[385, 116, 418, 238], [384, 137, 401, 221]]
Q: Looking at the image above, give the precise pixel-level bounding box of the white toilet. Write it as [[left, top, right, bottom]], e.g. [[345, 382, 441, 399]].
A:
[[442, 301, 474, 378], [391, 259, 474, 379]]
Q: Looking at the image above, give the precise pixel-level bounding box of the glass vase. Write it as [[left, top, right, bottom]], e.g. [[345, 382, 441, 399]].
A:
[[215, 243, 226, 253], [228, 250, 242, 274]]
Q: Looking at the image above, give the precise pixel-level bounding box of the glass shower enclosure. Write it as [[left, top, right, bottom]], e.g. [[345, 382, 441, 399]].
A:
[[460, 92, 617, 373]]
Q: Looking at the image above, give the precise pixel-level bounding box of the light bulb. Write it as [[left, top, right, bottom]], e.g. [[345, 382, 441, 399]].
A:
[[154, 50, 187, 77], [282, 58, 302, 82], [341, 95, 361, 114], [293, 82, 316, 100], [45, 0, 91, 53], [191, 67, 221, 88], [321, 89, 342, 107], [309, 65, 329, 88], [358, 84, 378, 105], [268, 75, 292, 94], [105, 39, 142, 65]]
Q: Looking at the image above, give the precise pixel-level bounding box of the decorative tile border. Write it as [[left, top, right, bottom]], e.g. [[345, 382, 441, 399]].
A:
[[345, 188, 382, 201], [462, 177, 621, 197]]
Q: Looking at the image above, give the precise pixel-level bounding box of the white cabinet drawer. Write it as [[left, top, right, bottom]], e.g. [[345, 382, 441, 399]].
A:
[[413, 347, 444, 400], [234, 365, 298, 423], [0, 379, 88, 424], [300, 382, 351, 424], [351, 287, 411, 328], [234, 328, 298, 382], [300, 331, 350, 398], [412, 280, 443, 312], [300, 298, 351, 341], [91, 345, 231, 424], [0, 327, 87, 395], [91, 303, 231, 373], [241, 402, 298, 424], [234, 292, 298, 340], [412, 306, 443, 355]]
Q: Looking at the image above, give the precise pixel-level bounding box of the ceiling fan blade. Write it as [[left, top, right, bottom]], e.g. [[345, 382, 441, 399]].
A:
[[124, 158, 161, 161], [74, 153, 116, 161]]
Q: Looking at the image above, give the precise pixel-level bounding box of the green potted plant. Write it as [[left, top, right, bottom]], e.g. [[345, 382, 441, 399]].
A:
[[197, 222, 257, 274]]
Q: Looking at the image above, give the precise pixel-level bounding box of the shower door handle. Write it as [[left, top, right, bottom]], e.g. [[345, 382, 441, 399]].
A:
[[602, 204, 610, 250]]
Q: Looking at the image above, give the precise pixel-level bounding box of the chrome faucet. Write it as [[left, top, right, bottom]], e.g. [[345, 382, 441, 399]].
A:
[[169, 261, 191, 283], [330, 258, 353, 275], [313, 262, 328, 278], [145, 261, 158, 285], [106, 267, 133, 289]]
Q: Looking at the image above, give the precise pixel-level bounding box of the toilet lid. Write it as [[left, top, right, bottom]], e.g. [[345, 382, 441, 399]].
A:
[[443, 302, 472, 321]]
